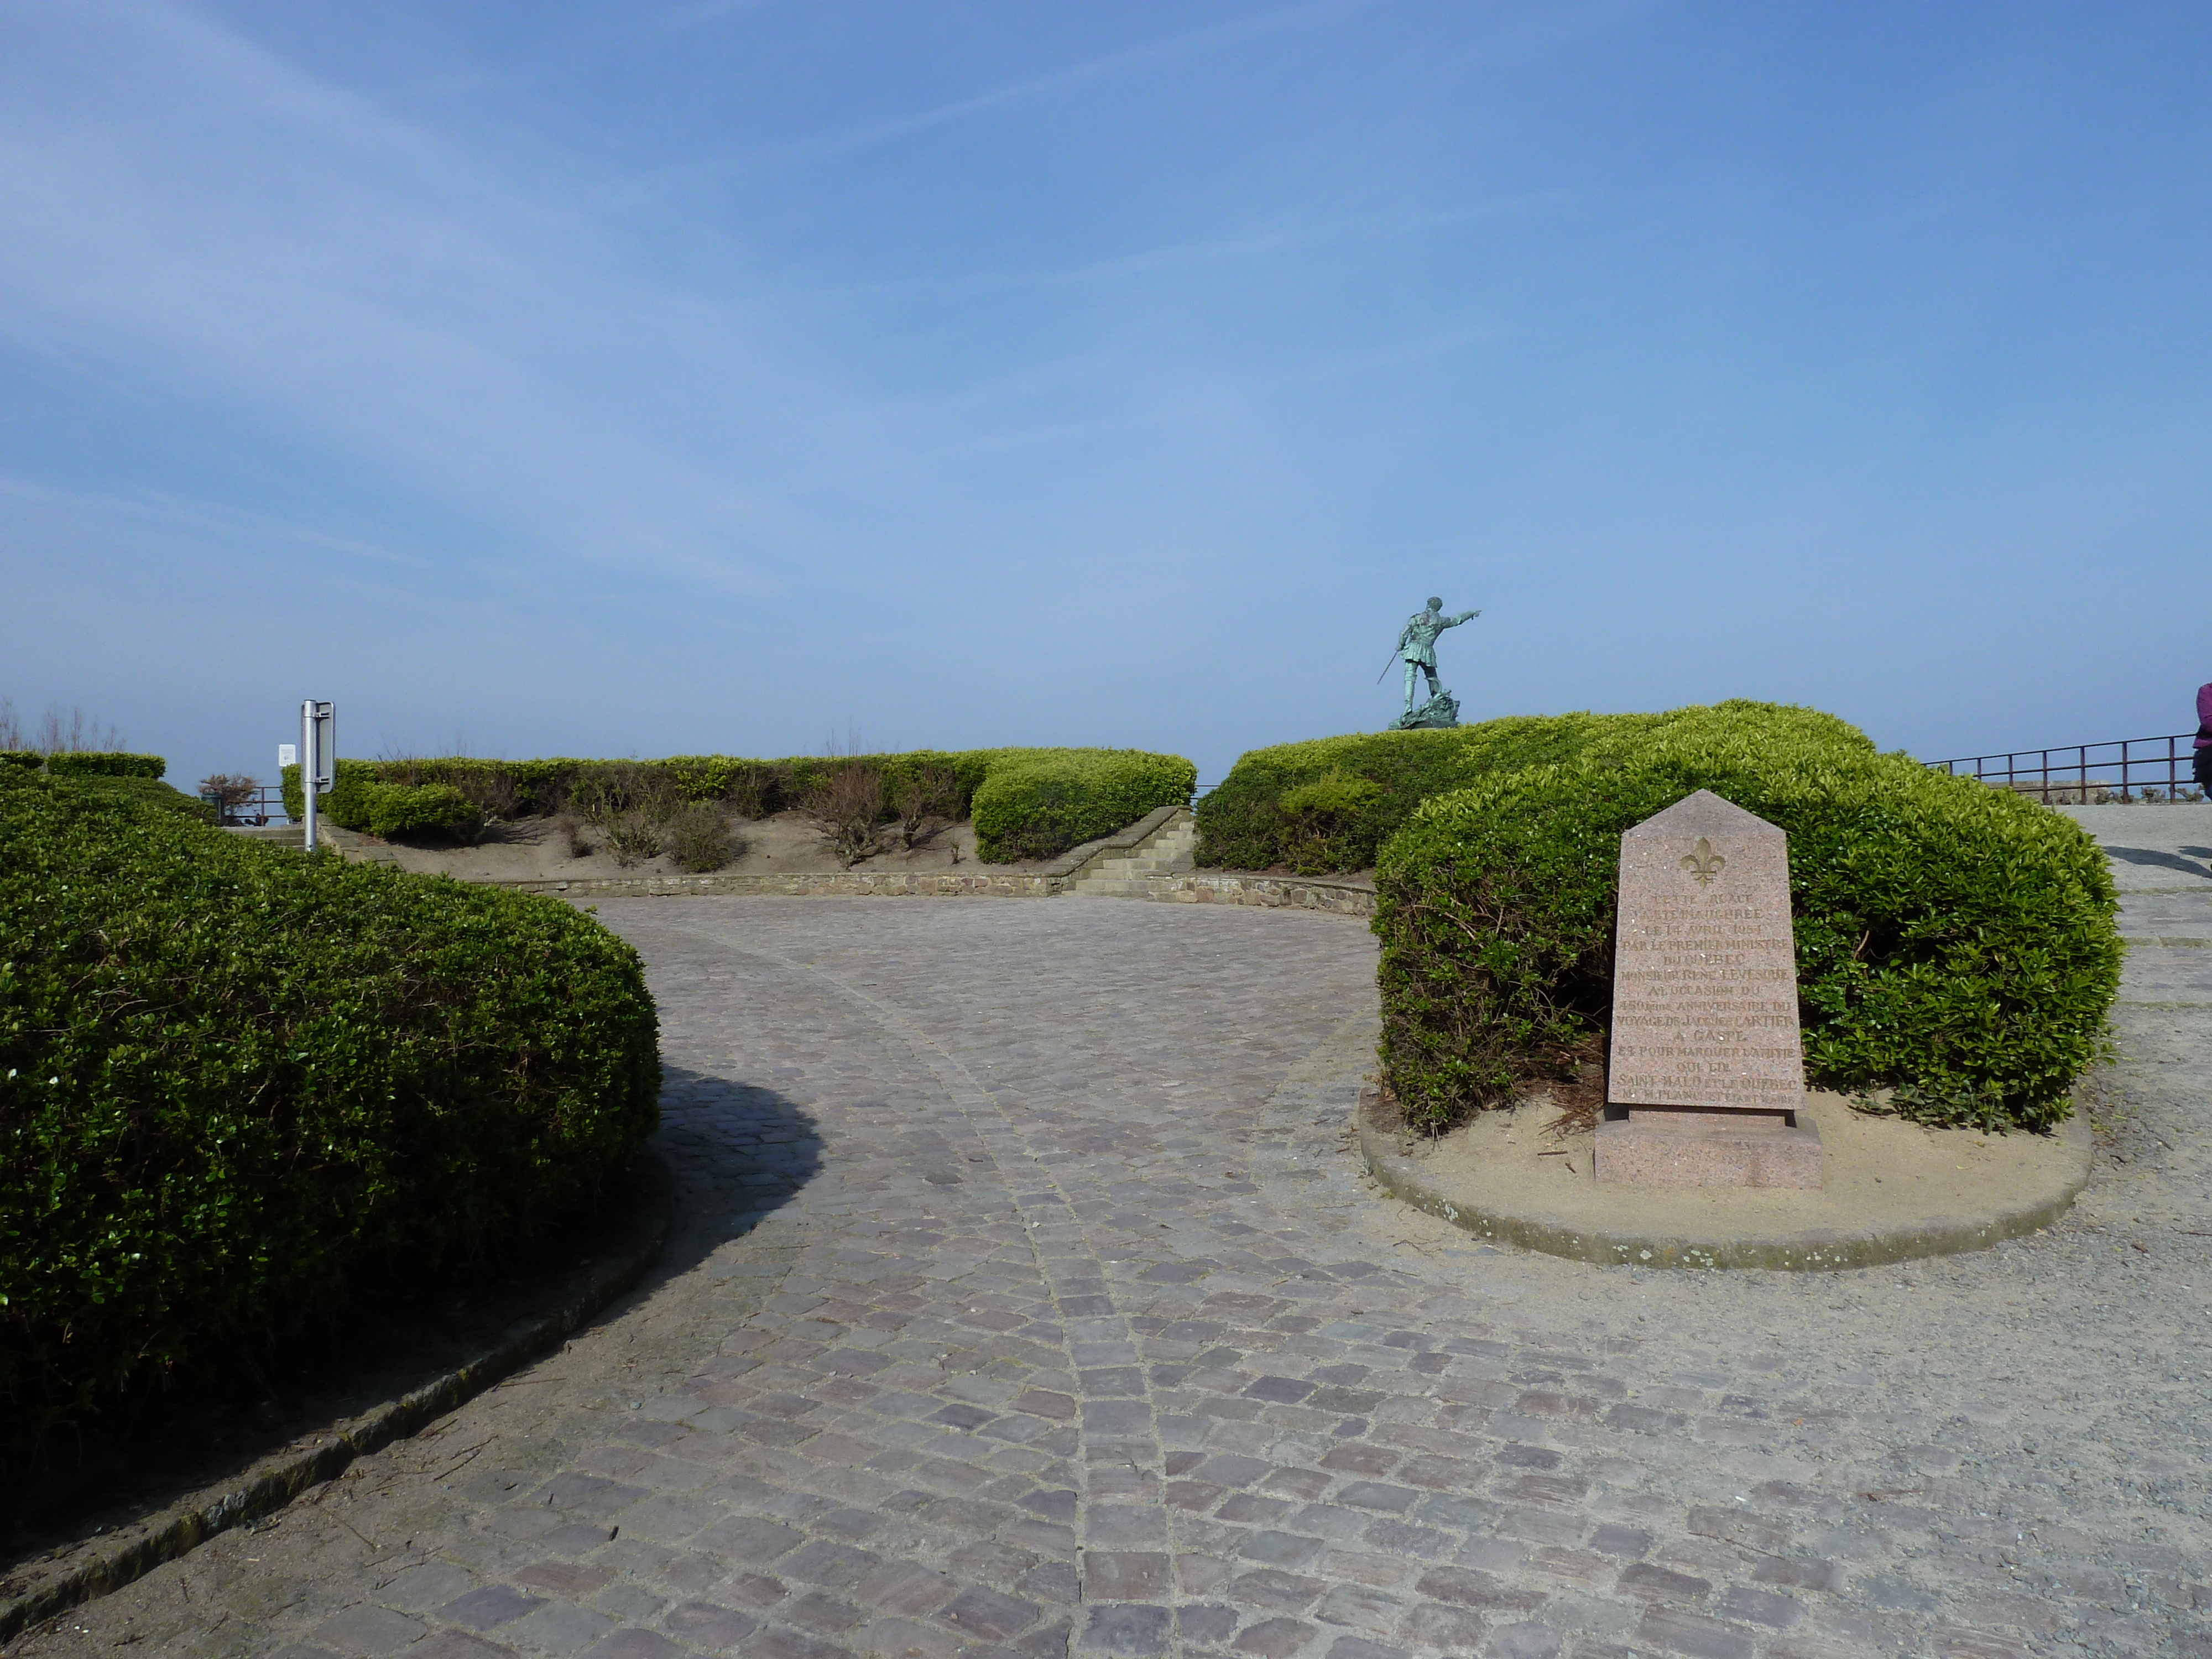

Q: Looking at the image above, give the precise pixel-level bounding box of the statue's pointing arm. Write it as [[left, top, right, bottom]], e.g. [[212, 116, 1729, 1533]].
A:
[[1450, 609, 1479, 628]]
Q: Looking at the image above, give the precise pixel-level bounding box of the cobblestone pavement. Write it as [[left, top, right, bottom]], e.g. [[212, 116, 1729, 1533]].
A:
[[13, 870, 2212, 1659]]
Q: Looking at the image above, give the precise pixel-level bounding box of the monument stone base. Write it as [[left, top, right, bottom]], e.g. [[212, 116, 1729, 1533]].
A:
[[1393, 689, 1460, 730], [1595, 1109, 1824, 1190]]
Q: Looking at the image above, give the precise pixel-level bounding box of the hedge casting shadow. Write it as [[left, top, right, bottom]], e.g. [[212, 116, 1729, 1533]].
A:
[[0, 768, 662, 1474]]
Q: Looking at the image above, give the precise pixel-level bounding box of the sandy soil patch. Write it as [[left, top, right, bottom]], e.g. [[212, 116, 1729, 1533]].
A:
[[1383, 1088, 2090, 1251], [358, 811, 1052, 883]]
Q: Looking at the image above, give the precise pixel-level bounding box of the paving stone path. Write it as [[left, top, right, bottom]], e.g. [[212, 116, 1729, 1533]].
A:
[[13, 839, 2212, 1658]]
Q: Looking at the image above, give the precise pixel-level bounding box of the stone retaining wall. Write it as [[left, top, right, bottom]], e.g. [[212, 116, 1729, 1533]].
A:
[[487, 867, 1373, 915], [1098, 872, 1376, 917], [491, 870, 1056, 899]]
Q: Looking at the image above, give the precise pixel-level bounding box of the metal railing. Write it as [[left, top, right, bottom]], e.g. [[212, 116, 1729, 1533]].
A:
[[1929, 733, 2206, 803], [199, 784, 291, 827]]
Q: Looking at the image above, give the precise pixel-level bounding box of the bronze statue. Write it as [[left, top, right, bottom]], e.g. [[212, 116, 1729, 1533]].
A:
[[1390, 597, 1477, 728]]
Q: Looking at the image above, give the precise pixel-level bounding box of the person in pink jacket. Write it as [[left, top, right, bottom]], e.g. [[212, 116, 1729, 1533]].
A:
[[2195, 683, 2212, 795]]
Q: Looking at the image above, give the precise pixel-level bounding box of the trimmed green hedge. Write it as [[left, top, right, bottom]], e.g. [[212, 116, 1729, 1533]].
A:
[[0, 751, 39, 770], [972, 750, 1199, 861], [66, 774, 218, 825], [0, 768, 660, 1461], [285, 745, 1196, 863], [1198, 703, 1874, 872], [1373, 722, 2120, 1135], [42, 752, 165, 780], [359, 780, 480, 838]]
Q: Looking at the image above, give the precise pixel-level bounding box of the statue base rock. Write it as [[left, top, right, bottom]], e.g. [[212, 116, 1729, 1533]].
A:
[[1393, 690, 1460, 730]]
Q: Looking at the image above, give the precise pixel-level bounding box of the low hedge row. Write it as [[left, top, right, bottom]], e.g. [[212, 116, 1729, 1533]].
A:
[[0, 767, 661, 1463], [0, 752, 168, 779], [285, 745, 1196, 863], [1373, 724, 2121, 1134], [42, 752, 166, 780], [1197, 703, 1874, 872]]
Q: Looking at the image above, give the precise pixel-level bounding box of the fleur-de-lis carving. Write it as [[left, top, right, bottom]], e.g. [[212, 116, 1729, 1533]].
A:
[[1681, 837, 1725, 885]]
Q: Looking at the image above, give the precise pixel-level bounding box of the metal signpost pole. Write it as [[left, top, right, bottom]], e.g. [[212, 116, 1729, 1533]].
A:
[[299, 700, 335, 851], [301, 699, 319, 852]]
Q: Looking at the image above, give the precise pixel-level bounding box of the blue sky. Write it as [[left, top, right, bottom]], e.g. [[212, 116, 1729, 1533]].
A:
[[3, 0, 2208, 790]]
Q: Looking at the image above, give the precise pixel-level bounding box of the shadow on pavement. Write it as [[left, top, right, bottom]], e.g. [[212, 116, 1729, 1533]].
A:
[[2103, 846, 2211, 877], [623, 1066, 827, 1293], [0, 1120, 699, 1589]]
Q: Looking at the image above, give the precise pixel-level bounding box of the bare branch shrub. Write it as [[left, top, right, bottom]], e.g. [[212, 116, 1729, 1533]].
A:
[[567, 762, 677, 828], [606, 812, 665, 867], [721, 765, 772, 821], [556, 813, 594, 858], [26, 705, 123, 754], [374, 746, 426, 786], [805, 761, 885, 867], [669, 804, 743, 872], [894, 763, 961, 849], [451, 768, 520, 822], [197, 774, 260, 822]]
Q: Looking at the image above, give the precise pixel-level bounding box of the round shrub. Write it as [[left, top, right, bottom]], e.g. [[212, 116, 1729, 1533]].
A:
[[1374, 735, 2120, 1135], [0, 769, 660, 1462], [1198, 702, 1872, 872], [359, 779, 482, 838]]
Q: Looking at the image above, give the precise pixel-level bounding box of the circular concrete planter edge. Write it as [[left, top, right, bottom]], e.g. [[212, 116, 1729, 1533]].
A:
[[1356, 1097, 2092, 1272]]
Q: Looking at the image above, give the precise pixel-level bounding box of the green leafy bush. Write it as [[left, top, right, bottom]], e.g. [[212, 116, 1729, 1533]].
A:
[[0, 751, 39, 771], [1373, 726, 2120, 1135], [43, 752, 165, 780], [0, 768, 660, 1462], [972, 749, 1198, 861], [1277, 771, 1386, 874], [360, 780, 482, 838], [286, 745, 1195, 863], [1198, 703, 1874, 871], [67, 775, 219, 825]]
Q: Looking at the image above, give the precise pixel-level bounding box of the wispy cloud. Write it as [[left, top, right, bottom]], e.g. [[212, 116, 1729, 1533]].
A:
[[0, 473, 427, 568], [0, 1, 881, 594], [805, 195, 1577, 303], [669, 0, 1388, 177]]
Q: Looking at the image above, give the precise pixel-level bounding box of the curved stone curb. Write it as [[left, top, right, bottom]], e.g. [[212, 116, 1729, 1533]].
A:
[[1355, 1095, 2093, 1271], [0, 1156, 677, 1645], [1110, 871, 1377, 916]]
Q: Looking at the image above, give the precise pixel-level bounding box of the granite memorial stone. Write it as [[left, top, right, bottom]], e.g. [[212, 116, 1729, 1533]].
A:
[[1594, 789, 1823, 1188]]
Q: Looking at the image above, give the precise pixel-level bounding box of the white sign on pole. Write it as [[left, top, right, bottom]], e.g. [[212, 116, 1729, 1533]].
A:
[[278, 743, 298, 767]]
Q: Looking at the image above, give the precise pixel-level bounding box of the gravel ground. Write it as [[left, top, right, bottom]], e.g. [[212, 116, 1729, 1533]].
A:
[[8, 812, 2209, 1659]]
